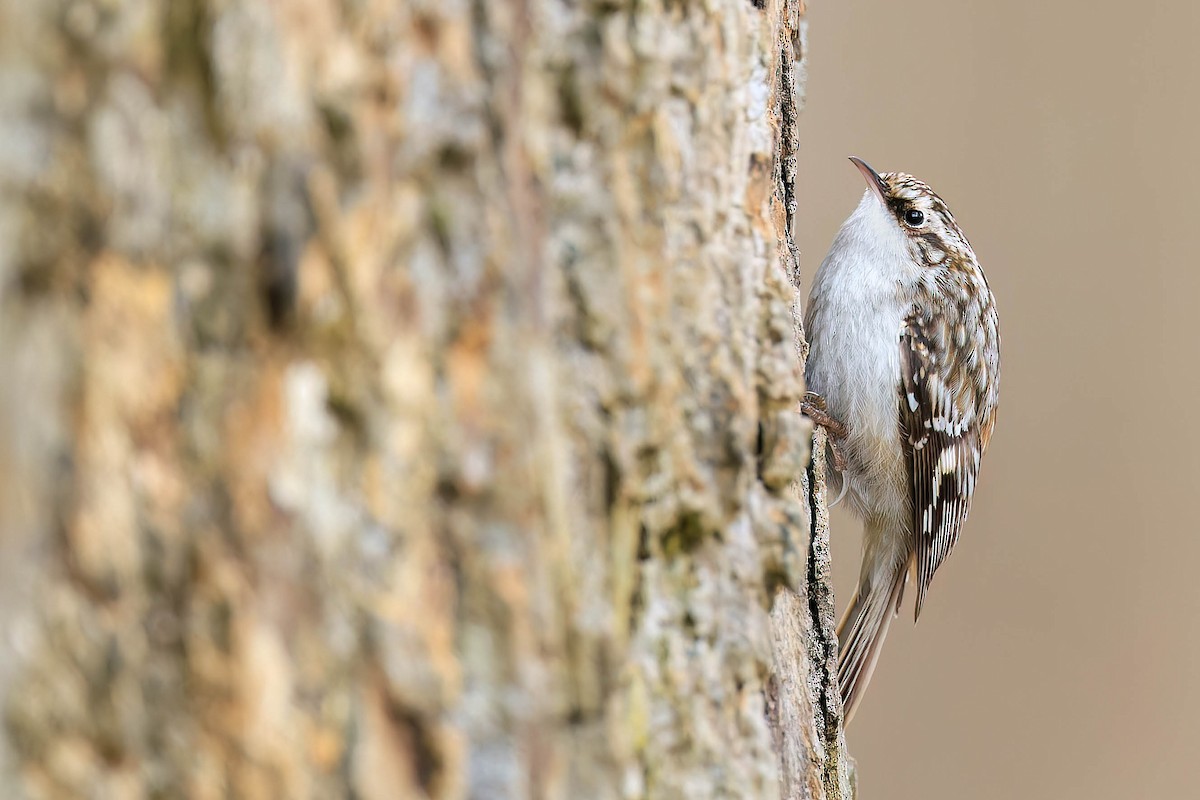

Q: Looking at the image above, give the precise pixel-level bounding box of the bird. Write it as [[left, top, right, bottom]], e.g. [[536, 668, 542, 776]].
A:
[[801, 157, 1000, 724]]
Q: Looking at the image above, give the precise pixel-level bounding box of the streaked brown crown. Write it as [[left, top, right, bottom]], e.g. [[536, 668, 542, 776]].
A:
[[879, 172, 978, 271]]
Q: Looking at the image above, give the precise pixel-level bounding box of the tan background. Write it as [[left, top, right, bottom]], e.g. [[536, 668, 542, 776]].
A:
[[798, 2, 1200, 797]]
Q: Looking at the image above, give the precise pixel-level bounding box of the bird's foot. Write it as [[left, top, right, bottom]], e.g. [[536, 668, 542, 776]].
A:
[[800, 392, 849, 472]]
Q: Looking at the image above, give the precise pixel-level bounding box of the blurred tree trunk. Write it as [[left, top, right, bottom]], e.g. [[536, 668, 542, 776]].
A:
[[0, 0, 851, 798]]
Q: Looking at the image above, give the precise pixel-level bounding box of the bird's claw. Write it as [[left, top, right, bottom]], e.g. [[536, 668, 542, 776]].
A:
[[801, 392, 849, 472], [801, 392, 848, 439], [801, 391, 829, 413]]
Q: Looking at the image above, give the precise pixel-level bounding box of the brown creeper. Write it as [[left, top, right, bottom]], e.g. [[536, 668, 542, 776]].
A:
[[803, 158, 1000, 724]]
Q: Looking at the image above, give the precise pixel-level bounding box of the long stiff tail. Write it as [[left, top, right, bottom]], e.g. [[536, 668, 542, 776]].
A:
[[836, 557, 910, 725]]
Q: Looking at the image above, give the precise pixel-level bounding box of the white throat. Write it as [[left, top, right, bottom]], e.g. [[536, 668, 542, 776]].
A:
[[836, 190, 915, 276]]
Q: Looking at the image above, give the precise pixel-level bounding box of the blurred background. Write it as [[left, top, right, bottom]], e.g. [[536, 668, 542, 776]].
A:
[[798, 2, 1200, 797]]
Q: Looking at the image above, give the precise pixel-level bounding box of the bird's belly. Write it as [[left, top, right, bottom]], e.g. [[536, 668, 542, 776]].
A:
[[806, 300, 909, 525]]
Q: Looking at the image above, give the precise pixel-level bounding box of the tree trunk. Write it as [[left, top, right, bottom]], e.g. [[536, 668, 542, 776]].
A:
[[0, 0, 851, 797]]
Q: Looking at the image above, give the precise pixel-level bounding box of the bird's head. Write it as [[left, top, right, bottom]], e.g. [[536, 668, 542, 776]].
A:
[[846, 156, 977, 271]]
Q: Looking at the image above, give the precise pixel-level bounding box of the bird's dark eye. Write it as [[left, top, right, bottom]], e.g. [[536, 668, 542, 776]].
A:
[[904, 208, 925, 227]]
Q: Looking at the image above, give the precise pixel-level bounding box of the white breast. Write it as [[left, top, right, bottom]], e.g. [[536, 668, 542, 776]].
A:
[[805, 191, 921, 526]]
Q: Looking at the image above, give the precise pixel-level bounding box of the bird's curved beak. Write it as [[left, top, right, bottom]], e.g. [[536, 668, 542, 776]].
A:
[[849, 156, 888, 204]]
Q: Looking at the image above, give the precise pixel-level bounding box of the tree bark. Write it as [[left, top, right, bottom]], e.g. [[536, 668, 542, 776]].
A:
[[0, 0, 850, 797]]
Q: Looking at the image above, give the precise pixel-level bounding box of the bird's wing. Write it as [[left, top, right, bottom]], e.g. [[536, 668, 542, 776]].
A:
[[899, 308, 996, 620]]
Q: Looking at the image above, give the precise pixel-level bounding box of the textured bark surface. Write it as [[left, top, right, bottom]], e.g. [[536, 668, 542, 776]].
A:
[[0, 0, 850, 797]]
